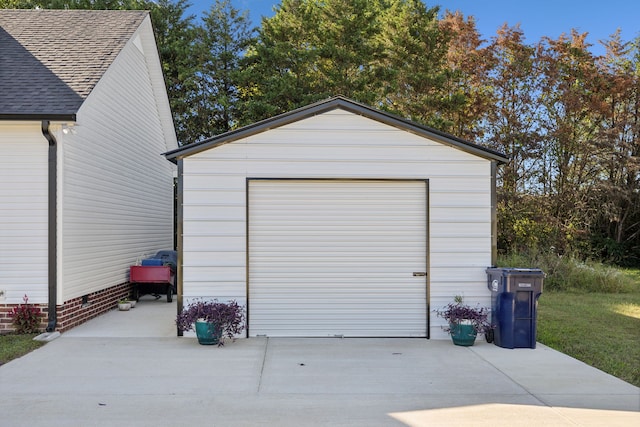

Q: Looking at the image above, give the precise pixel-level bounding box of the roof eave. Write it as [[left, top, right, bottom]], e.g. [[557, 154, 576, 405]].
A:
[[0, 113, 77, 121], [164, 96, 509, 164]]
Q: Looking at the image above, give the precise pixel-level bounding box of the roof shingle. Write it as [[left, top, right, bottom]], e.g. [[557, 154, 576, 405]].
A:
[[0, 9, 148, 119]]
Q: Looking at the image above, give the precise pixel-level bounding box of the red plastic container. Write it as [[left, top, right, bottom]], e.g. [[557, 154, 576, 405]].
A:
[[130, 265, 171, 283], [130, 266, 174, 302]]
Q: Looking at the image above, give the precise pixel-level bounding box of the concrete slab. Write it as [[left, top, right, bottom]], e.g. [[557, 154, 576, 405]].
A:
[[470, 342, 640, 411], [260, 338, 528, 396], [63, 294, 177, 338], [0, 302, 638, 426]]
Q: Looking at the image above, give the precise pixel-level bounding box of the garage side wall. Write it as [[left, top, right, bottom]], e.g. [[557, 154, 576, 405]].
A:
[[181, 109, 492, 338]]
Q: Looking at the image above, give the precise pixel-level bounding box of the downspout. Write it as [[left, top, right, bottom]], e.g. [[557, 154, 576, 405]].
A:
[[491, 161, 498, 268], [41, 120, 58, 332], [176, 159, 184, 336]]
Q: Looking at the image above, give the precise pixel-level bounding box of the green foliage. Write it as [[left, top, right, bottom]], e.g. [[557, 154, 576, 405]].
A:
[[622, 268, 640, 282], [589, 235, 640, 268], [187, 0, 255, 141], [497, 193, 561, 253], [376, 0, 454, 128], [537, 290, 640, 387], [238, 0, 453, 125], [239, 0, 381, 122], [498, 251, 638, 293]]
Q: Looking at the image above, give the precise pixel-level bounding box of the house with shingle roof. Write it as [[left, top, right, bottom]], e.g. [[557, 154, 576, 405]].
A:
[[0, 9, 178, 333]]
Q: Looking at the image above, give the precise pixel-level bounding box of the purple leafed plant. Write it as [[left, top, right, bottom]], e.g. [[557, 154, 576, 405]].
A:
[[436, 295, 493, 335], [176, 299, 245, 346]]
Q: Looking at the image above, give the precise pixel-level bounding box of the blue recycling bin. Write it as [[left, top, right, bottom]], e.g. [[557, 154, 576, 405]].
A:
[[486, 268, 544, 349]]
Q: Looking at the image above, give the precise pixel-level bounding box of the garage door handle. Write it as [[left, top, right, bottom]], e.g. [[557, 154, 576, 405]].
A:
[[413, 272, 426, 277]]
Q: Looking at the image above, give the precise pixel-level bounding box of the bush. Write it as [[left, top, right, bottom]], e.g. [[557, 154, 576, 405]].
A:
[[436, 295, 493, 335], [176, 299, 245, 345], [10, 295, 42, 334], [498, 251, 637, 293]]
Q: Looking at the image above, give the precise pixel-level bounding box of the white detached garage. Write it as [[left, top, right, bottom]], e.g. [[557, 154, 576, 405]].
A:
[[165, 97, 507, 339]]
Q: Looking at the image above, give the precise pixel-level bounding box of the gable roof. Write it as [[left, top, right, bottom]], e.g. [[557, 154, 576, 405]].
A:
[[164, 96, 508, 164], [0, 9, 148, 120]]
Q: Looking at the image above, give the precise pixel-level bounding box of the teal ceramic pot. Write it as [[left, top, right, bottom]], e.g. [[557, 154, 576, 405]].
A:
[[449, 322, 477, 346], [195, 320, 222, 345]]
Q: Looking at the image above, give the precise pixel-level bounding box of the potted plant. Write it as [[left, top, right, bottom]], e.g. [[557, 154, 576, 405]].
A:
[[436, 295, 493, 346], [176, 299, 245, 346], [118, 299, 131, 311]]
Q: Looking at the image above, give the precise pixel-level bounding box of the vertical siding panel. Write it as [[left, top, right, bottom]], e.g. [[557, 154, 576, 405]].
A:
[[0, 123, 48, 303], [60, 26, 175, 300]]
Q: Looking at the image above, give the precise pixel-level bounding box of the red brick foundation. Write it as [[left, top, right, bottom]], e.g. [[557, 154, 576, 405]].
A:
[[0, 282, 132, 334]]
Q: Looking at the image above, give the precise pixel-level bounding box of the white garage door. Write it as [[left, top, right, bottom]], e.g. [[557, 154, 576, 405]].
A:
[[248, 179, 428, 337]]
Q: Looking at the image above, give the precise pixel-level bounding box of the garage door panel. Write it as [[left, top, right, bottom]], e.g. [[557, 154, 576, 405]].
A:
[[251, 254, 424, 263], [250, 265, 423, 274], [250, 281, 423, 293], [248, 179, 427, 337]]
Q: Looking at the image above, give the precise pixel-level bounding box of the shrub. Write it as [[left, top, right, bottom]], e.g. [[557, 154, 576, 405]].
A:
[[436, 295, 493, 335], [10, 295, 42, 334], [176, 299, 245, 345], [498, 250, 636, 293]]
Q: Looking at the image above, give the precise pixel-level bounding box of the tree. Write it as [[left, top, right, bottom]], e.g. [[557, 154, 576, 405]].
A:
[[589, 33, 640, 264], [537, 31, 606, 251], [187, 0, 254, 141], [238, 0, 327, 122], [239, 0, 458, 128], [438, 10, 492, 141], [376, 0, 454, 130], [484, 25, 543, 194], [239, 0, 390, 124]]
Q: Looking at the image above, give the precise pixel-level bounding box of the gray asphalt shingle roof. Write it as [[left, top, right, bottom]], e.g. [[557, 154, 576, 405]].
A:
[[0, 9, 148, 120]]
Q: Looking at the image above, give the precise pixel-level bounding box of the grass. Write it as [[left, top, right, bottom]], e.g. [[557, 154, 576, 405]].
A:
[[499, 252, 640, 387], [0, 333, 45, 366], [537, 289, 640, 387]]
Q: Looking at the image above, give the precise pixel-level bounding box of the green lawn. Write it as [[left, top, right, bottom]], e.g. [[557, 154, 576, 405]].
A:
[[537, 271, 640, 387], [0, 333, 45, 366]]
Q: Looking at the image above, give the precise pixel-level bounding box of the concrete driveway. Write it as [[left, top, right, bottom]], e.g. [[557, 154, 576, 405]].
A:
[[0, 297, 638, 426]]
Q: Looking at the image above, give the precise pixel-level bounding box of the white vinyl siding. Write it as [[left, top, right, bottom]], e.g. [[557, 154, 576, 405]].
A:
[[0, 123, 48, 304], [248, 180, 427, 337], [58, 21, 176, 301], [181, 109, 492, 338]]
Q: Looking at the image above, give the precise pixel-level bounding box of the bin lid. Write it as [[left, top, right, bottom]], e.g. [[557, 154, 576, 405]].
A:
[[486, 267, 545, 276]]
